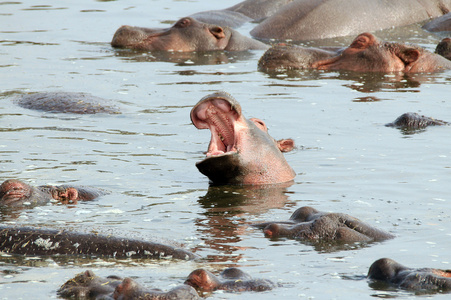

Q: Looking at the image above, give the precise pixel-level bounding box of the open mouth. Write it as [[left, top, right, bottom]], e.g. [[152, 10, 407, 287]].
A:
[[191, 95, 240, 158]]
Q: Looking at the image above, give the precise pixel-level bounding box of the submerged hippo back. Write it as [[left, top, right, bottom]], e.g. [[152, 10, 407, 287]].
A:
[[16, 92, 120, 114]]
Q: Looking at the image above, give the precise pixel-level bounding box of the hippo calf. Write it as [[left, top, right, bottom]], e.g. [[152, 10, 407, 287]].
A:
[[368, 258, 451, 292], [112, 17, 268, 52], [185, 267, 276, 293], [16, 92, 120, 114], [191, 91, 296, 185], [0, 179, 105, 207], [258, 33, 451, 73], [58, 270, 200, 299], [386, 113, 448, 130], [253, 206, 394, 242]]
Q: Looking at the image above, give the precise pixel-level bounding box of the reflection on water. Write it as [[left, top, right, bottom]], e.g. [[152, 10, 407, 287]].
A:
[[194, 183, 294, 262], [262, 69, 446, 93], [112, 48, 257, 66]]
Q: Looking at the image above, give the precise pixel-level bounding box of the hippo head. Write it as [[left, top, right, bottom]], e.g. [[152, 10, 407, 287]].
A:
[[0, 179, 34, 205], [191, 92, 295, 185], [112, 17, 233, 52], [311, 32, 451, 72]]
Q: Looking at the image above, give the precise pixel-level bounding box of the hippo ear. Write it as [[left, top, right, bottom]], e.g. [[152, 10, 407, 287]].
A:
[[397, 48, 420, 65], [349, 33, 375, 49], [209, 26, 226, 40], [276, 139, 295, 153]]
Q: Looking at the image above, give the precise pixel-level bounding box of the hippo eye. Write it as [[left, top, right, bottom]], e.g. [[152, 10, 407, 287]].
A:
[[175, 18, 191, 28]]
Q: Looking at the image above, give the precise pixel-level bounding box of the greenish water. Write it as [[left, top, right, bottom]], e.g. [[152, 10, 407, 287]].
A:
[[0, 1, 450, 299]]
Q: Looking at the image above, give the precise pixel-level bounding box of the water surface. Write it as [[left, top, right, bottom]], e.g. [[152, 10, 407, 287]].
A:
[[0, 1, 450, 299]]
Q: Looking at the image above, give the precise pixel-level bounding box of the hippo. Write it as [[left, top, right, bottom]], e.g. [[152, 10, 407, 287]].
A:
[[385, 113, 448, 130], [189, 0, 293, 28], [0, 226, 197, 260], [185, 267, 276, 293], [368, 258, 451, 292], [111, 17, 268, 52], [190, 91, 296, 185], [253, 206, 394, 242], [58, 270, 123, 299], [58, 270, 200, 299], [15, 92, 120, 114], [0, 179, 105, 207], [436, 38, 451, 60], [423, 12, 451, 32], [250, 0, 451, 41], [258, 33, 451, 72]]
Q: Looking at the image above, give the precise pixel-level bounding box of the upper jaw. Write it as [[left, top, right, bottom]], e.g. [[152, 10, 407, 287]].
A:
[[191, 92, 242, 158]]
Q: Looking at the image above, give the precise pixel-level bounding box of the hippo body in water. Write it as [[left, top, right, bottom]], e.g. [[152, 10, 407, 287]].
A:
[[112, 17, 268, 52], [185, 267, 276, 293], [368, 258, 451, 292], [58, 270, 200, 300], [258, 33, 451, 73], [189, 0, 293, 28], [386, 113, 448, 130], [190, 91, 296, 185], [250, 0, 451, 41], [0, 179, 105, 206], [253, 206, 394, 242], [423, 12, 451, 32], [16, 92, 120, 114], [0, 226, 197, 260]]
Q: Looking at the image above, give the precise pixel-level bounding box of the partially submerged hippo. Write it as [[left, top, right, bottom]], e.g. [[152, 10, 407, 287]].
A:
[[112, 17, 268, 52], [58, 270, 200, 299], [189, 0, 293, 28], [436, 38, 451, 60], [0, 226, 197, 260], [190, 91, 296, 185], [258, 33, 451, 72], [386, 113, 448, 130], [253, 206, 394, 242], [16, 92, 120, 114], [368, 258, 451, 292], [423, 12, 451, 32], [250, 0, 451, 41], [185, 267, 276, 293], [0, 179, 105, 207]]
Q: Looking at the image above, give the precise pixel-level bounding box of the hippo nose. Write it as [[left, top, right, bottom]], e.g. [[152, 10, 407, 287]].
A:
[[210, 26, 225, 39]]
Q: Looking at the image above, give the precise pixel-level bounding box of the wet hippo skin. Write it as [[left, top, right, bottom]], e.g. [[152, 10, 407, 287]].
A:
[[258, 32, 451, 72], [190, 91, 296, 185], [0, 179, 105, 207], [15, 92, 120, 114], [253, 206, 394, 242], [58, 270, 200, 299], [0, 226, 197, 260], [185, 267, 276, 293], [368, 258, 451, 292], [112, 17, 268, 52]]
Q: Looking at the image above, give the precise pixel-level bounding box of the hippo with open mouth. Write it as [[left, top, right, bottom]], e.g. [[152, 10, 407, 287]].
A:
[[190, 92, 295, 185]]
